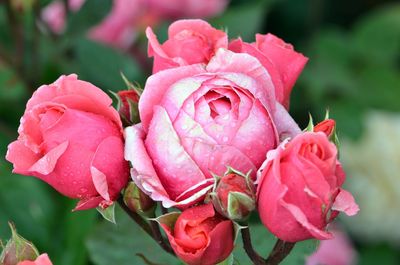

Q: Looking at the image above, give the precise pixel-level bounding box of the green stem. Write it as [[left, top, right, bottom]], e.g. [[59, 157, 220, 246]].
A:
[[265, 240, 295, 265]]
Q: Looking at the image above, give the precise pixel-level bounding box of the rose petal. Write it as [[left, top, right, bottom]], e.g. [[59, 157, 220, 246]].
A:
[[6, 140, 41, 174], [29, 141, 68, 175], [139, 64, 205, 131], [145, 106, 206, 200], [125, 124, 170, 203], [332, 189, 359, 216], [255, 34, 308, 108], [90, 166, 110, 201], [207, 48, 276, 113], [73, 196, 104, 211]]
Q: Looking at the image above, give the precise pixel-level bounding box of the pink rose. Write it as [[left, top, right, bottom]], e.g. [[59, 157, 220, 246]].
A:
[[6, 74, 129, 210], [229, 34, 308, 109], [257, 132, 359, 242], [89, 0, 146, 48], [17, 254, 53, 265], [42, 0, 144, 48], [159, 204, 234, 265], [41, 0, 85, 33], [146, 19, 228, 73], [125, 48, 300, 208], [306, 229, 357, 265], [147, 0, 228, 19]]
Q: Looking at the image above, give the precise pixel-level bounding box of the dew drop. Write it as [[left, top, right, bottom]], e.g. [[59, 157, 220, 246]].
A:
[[222, 136, 229, 142]]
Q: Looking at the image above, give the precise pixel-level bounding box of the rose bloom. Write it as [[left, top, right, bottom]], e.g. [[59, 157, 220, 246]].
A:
[[89, 0, 146, 48], [6, 74, 129, 210], [125, 48, 301, 208], [229, 34, 308, 109], [257, 132, 359, 242], [17, 254, 53, 265], [159, 204, 233, 265], [41, 0, 84, 33], [146, 19, 228, 73]]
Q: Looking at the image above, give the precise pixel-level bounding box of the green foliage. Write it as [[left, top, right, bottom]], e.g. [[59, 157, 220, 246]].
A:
[[211, 0, 276, 41], [87, 207, 316, 265], [65, 0, 113, 37], [66, 39, 143, 92], [298, 3, 400, 139]]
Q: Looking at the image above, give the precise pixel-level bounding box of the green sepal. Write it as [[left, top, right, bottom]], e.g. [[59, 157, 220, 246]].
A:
[[0, 223, 40, 264], [304, 113, 314, 132], [97, 203, 116, 224], [127, 98, 140, 124], [120, 72, 143, 96], [227, 192, 256, 221], [151, 212, 180, 229]]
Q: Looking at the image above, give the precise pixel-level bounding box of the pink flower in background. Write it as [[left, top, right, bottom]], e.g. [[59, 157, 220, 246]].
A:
[[306, 229, 358, 265], [17, 254, 53, 265], [229, 34, 308, 109], [6, 74, 129, 211], [159, 204, 234, 265], [42, 0, 229, 49], [146, 19, 228, 73], [41, 0, 85, 33], [147, 0, 229, 19], [125, 48, 301, 208], [257, 132, 359, 242], [89, 0, 146, 48]]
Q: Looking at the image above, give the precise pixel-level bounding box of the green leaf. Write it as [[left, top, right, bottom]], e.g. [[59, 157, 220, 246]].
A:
[[97, 204, 116, 224], [0, 63, 27, 102], [65, 0, 112, 37], [86, 207, 181, 265], [69, 39, 143, 92], [211, 0, 276, 41]]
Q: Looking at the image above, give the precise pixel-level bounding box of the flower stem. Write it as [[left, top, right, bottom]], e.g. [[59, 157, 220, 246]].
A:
[[241, 226, 267, 265], [149, 220, 175, 256], [265, 240, 295, 265], [117, 197, 152, 236], [117, 198, 175, 257]]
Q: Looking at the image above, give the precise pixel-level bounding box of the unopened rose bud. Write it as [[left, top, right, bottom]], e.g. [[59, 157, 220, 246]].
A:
[[123, 182, 155, 216], [211, 169, 256, 221], [0, 223, 39, 265], [314, 119, 336, 138], [116, 89, 140, 126]]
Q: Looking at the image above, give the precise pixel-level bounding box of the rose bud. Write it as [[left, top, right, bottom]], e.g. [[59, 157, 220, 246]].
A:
[[1, 223, 39, 265], [229, 34, 308, 109], [125, 47, 302, 209], [158, 204, 234, 265], [211, 168, 256, 221], [314, 119, 336, 138], [146, 19, 228, 73], [257, 132, 359, 242], [123, 182, 155, 216], [6, 74, 129, 211], [115, 89, 140, 126], [17, 254, 53, 265]]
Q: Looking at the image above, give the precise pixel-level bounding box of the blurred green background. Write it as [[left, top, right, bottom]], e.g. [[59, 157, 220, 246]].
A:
[[0, 0, 399, 264]]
